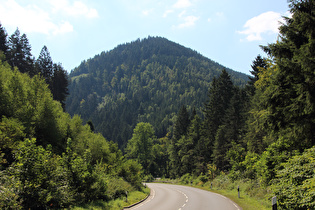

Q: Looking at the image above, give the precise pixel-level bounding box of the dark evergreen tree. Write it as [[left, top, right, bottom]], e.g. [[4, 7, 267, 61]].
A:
[[86, 120, 95, 132], [260, 0, 315, 150], [52, 63, 69, 110], [178, 114, 202, 175], [202, 69, 235, 164], [213, 88, 248, 171], [35, 46, 53, 85], [169, 105, 191, 177], [0, 23, 8, 56], [247, 55, 267, 95], [7, 29, 34, 75], [173, 105, 190, 140]]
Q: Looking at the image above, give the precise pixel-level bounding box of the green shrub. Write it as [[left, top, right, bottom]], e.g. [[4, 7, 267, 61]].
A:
[[105, 177, 134, 200], [180, 173, 192, 184], [272, 147, 315, 209], [117, 159, 143, 189]]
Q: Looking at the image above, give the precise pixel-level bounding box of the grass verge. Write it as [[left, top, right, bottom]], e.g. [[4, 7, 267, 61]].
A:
[[196, 184, 271, 210], [71, 187, 150, 210]]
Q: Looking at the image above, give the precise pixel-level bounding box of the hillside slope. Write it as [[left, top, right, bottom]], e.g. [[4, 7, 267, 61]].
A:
[[66, 36, 249, 148]]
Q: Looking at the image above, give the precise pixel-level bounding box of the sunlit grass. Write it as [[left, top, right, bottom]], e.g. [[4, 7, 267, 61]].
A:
[[70, 187, 150, 210], [200, 186, 271, 210]]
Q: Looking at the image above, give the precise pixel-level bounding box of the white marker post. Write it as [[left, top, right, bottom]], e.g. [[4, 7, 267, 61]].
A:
[[272, 196, 277, 210]]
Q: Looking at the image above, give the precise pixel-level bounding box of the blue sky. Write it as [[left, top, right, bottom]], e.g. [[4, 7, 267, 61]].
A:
[[0, 0, 289, 75]]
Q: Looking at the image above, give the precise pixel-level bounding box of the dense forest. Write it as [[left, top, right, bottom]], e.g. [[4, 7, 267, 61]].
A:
[[66, 36, 249, 149], [0, 0, 314, 209], [0, 25, 143, 209], [124, 1, 315, 209]]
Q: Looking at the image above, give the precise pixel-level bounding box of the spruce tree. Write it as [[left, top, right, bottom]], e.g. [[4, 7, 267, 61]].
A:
[[213, 88, 248, 171], [35, 46, 53, 85], [52, 63, 69, 110], [0, 23, 8, 56], [7, 29, 34, 75], [173, 105, 190, 140], [247, 55, 267, 95], [261, 0, 315, 150], [169, 105, 190, 177], [203, 69, 235, 164]]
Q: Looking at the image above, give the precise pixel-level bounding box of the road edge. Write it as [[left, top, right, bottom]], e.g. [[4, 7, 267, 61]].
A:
[[122, 188, 151, 209], [153, 181, 243, 210]]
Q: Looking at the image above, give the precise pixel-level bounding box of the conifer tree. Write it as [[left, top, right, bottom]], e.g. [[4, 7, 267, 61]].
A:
[[0, 23, 8, 55], [173, 105, 190, 140], [247, 55, 267, 95], [52, 63, 69, 110], [203, 69, 235, 164], [35, 46, 53, 85], [260, 0, 315, 150], [213, 88, 247, 171], [169, 105, 190, 177], [7, 29, 34, 75]]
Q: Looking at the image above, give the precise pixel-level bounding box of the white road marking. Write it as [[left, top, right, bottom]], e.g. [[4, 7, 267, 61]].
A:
[[176, 189, 189, 209]]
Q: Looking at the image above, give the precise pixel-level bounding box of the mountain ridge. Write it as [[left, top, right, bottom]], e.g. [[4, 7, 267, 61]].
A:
[[66, 36, 249, 148]]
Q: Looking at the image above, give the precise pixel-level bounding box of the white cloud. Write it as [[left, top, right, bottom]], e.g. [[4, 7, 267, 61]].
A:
[[176, 15, 199, 29], [49, 0, 98, 19], [0, 0, 73, 35], [0, 0, 98, 36], [173, 0, 192, 9], [238, 11, 283, 41], [163, 9, 174, 18], [53, 21, 74, 35], [178, 10, 187, 18]]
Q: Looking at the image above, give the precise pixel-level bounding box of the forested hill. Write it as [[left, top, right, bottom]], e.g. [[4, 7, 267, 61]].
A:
[[66, 36, 249, 148]]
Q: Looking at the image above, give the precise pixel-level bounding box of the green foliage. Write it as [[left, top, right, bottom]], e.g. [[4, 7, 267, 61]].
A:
[[66, 37, 249, 148], [0, 25, 69, 109], [180, 173, 193, 184], [247, 55, 267, 96], [272, 146, 315, 209], [260, 0, 315, 150], [117, 159, 143, 189], [105, 177, 134, 200], [125, 122, 155, 175], [0, 58, 142, 208], [6, 29, 34, 75], [10, 138, 73, 208], [0, 170, 23, 209]]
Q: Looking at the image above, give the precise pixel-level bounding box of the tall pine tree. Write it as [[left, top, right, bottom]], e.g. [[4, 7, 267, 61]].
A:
[[7, 29, 34, 75], [202, 69, 235, 165], [247, 55, 267, 96], [52, 63, 69, 110], [35, 46, 53, 86], [0, 23, 8, 56], [169, 105, 190, 177], [260, 0, 315, 150]]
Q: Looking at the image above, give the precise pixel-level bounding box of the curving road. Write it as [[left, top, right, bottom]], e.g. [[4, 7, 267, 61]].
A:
[[128, 183, 241, 210]]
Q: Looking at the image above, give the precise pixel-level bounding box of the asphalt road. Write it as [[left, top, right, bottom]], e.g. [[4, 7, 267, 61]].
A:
[[128, 183, 241, 210]]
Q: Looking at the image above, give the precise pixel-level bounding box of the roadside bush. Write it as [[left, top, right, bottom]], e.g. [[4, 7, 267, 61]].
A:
[[180, 173, 192, 184], [117, 159, 143, 189], [272, 147, 315, 209], [105, 177, 134, 200], [143, 174, 154, 182], [10, 138, 74, 209]]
